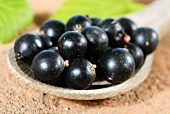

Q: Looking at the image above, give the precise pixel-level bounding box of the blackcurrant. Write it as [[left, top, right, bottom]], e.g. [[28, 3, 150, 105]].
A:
[[97, 18, 114, 31], [117, 17, 138, 37], [123, 43, 144, 71], [14, 33, 43, 65], [31, 50, 65, 84], [40, 20, 65, 46], [65, 15, 91, 31], [97, 48, 135, 84], [90, 17, 101, 26], [81, 26, 108, 47], [65, 58, 96, 90], [81, 26, 109, 58], [84, 46, 111, 64], [131, 27, 159, 55], [38, 34, 53, 49], [58, 31, 88, 60], [105, 20, 125, 47]]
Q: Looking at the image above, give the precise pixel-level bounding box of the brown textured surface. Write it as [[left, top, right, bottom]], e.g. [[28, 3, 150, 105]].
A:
[[1, 0, 170, 113], [1, 28, 170, 114]]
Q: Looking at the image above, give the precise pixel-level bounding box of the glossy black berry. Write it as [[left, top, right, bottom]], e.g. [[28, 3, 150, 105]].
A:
[[38, 34, 53, 49], [97, 18, 114, 31], [65, 58, 96, 90], [123, 43, 144, 71], [90, 17, 101, 26], [82, 26, 109, 59], [82, 26, 108, 47], [65, 15, 91, 31], [117, 17, 138, 37], [81, 26, 109, 50], [31, 50, 65, 84], [131, 27, 159, 55], [105, 20, 125, 47], [58, 31, 88, 60], [40, 20, 65, 46], [84, 46, 111, 64], [14, 33, 43, 64], [97, 48, 135, 84]]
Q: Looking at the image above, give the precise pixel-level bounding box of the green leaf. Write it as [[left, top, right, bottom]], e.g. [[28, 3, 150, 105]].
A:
[[0, 0, 33, 43], [51, 0, 144, 23]]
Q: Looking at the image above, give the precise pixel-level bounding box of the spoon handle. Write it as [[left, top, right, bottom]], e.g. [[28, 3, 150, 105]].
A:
[[126, 0, 170, 40]]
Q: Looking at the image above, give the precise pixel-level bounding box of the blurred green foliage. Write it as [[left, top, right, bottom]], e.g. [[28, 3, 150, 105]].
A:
[[52, 0, 144, 23], [0, 0, 33, 43]]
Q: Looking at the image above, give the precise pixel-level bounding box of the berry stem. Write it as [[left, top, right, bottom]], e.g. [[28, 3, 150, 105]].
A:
[[15, 52, 24, 59], [123, 34, 131, 43], [88, 62, 96, 73], [74, 24, 82, 33], [64, 60, 69, 67]]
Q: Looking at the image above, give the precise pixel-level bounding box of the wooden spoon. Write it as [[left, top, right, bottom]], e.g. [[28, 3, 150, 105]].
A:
[[7, 0, 170, 100]]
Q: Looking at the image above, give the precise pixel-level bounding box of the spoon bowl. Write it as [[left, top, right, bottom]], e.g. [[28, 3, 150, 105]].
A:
[[7, 0, 170, 100]]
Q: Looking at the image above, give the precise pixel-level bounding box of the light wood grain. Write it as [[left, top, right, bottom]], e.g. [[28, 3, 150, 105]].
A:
[[126, 0, 170, 39], [7, 0, 170, 100]]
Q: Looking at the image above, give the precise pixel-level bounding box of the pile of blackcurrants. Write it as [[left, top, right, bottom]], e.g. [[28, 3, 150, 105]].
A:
[[14, 14, 159, 90]]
